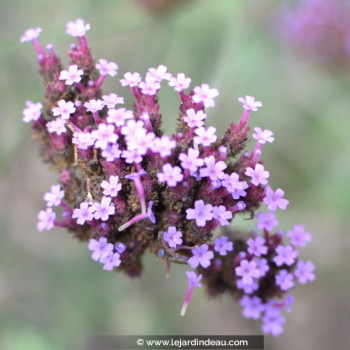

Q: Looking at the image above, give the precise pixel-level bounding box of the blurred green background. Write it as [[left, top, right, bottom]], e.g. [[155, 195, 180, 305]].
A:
[[1, 0, 349, 349]]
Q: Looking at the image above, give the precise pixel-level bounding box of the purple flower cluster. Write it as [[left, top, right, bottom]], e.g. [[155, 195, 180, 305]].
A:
[[275, 0, 350, 65], [21, 19, 315, 336]]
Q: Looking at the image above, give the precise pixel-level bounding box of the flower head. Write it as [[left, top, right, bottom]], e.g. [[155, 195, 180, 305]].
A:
[[91, 124, 118, 150], [252, 127, 275, 144], [273, 245, 298, 267], [247, 236, 268, 257], [66, 18, 90, 37], [186, 200, 213, 227], [92, 196, 115, 221], [120, 72, 141, 87], [88, 237, 113, 261], [168, 73, 191, 92], [193, 84, 219, 108], [37, 208, 56, 232], [193, 126, 217, 147], [263, 186, 289, 211], [183, 109, 207, 128], [256, 212, 279, 231], [214, 236, 234, 255], [72, 202, 95, 225], [20, 27, 42, 43], [238, 95, 263, 111], [101, 175, 122, 197], [294, 260, 315, 284], [43, 185, 65, 207], [179, 148, 204, 173], [96, 59, 119, 77], [163, 226, 183, 248], [235, 259, 260, 285], [52, 100, 76, 120], [100, 252, 121, 271], [59, 65, 84, 85], [157, 164, 183, 187], [188, 244, 214, 269], [275, 270, 294, 291], [286, 225, 311, 247], [245, 164, 269, 186], [212, 206, 233, 226], [22, 101, 42, 123]]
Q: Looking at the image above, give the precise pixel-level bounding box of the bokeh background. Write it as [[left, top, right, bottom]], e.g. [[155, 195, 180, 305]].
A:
[[1, 0, 350, 349]]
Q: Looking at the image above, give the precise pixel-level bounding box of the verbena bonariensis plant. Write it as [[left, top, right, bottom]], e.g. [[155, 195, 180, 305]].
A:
[[275, 0, 350, 65], [21, 19, 315, 336]]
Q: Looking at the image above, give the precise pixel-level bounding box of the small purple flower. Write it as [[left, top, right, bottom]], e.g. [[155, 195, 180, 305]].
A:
[[188, 244, 214, 269], [179, 148, 204, 173], [52, 99, 76, 120], [286, 225, 311, 248], [96, 59, 118, 77], [92, 196, 115, 221], [273, 245, 298, 267], [238, 95, 262, 112], [193, 126, 217, 147], [235, 259, 260, 285], [245, 163, 269, 186], [163, 226, 183, 248], [43, 184, 65, 207], [263, 186, 289, 211], [37, 208, 56, 232], [186, 200, 213, 227], [88, 237, 114, 261], [139, 76, 160, 95], [240, 296, 265, 319], [294, 260, 315, 284], [72, 202, 95, 225], [236, 278, 259, 294], [192, 83, 219, 108], [22, 101, 43, 123], [107, 108, 133, 127], [275, 270, 294, 291], [262, 308, 285, 337], [100, 252, 121, 271], [66, 18, 90, 37], [256, 212, 279, 231], [212, 206, 233, 226], [256, 258, 270, 277], [200, 156, 227, 181], [252, 127, 274, 144], [247, 236, 268, 257], [59, 65, 84, 85], [157, 164, 183, 187], [183, 109, 207, 128], [186, 271, 202, 287], [214, 236, 233, 255], [101, 175, 122, 197], [115, 242, 126, 254], [168, 73, 191, 92], [147, 65, 172, 82], [221, 173, 248, 200], [102, 144, 122, 161]]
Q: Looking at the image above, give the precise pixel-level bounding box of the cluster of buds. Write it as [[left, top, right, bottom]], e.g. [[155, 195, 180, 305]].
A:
[[21, 19, 315, 336], [275, 0, 350, 65]]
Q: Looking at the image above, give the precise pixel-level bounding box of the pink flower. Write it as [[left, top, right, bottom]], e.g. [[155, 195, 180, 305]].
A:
[[147, 65, 172, 82], [238, 95, 263, 111], [66, 18, 90, 37], [22, 101, 42, 123], [168, 73, 191, 92], [101, 144, 122, 162], [263, 186, 289, 211], [91, 124, 118, 150], [96, 59, 119, 77], [47, 117, 67, 135], [294, 260, 315, 284], [186, 200, 213, 227], [178, 148, 204, 173], [183, 109, 207, 128], [107, 108, 133, 127], [37, 208, 56, 232], [102, 93, 124, 109], [247, 236, 268, 257], [72, 202, 95, 225], [252, 127, 275, 144], [157, 164, 183, 187], [139, 76, 161, 95], [200, 156, 227, 181], [256, 212, 279, 231], [275, 270, 294, 291], [193, 126, 217, 147], [245, 163, 269, 186], [120, 72, 141, 87], [43, 185, 65, 207], [188, 244, 214, 268], [52, 100, 76, 120], [151, 135, 176, 158], [20, 27, 42, 43], [72, 132, 95, 150], [101, 175, 122, 197], [192, 83, 219, 108], [127, 130, 155, 156], [121, 149, 143, 164], [59, 65, 84, 85], [92, 196, 115, 221], [240, 296, 265, 319], [88, 237, 113, 261], [235, 259, 260, 285], [163, 226, 183, 248], [84, 99, 104, 113], [121, 120, 145, 140], [273, 245, 298, 267]]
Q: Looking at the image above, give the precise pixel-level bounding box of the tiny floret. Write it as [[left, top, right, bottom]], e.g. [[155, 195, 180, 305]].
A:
[[163, 226, 183, 248], [168, 73, 191, 92], [263, 186, 289, 211], [92, 196, 115, 221], [273, 245, 298, 267], [96, 59, 119, 77], [37, 208, 56, 232], [120, 72, 141, 87], [188, 244, 214, 269], [238, 95, 263, 111], [101, 175, 122, 197], [20, 27, 42, 43], [66, 18, 90, 37], [294, 260, 315, 284], [22, 101, 42, 123], [256, 212, 279, 231], [252, 127, 275, 144], [72, 202, 95, 225], [43, 185, 65, 207], [183, 109, 207, 128], [186, 200, 213, 227], [52, 100, 76, 120], [193, 126, 217, 147], [59, 65, 84, 85], [193, 83, 219, 108], [100, 252, 121, 271], [157, 164, 183, 187], [286, 225, 311, 247], [214, 236, 234, 255], [245, 164, 269, 186], [88, 237, 113, 261]]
